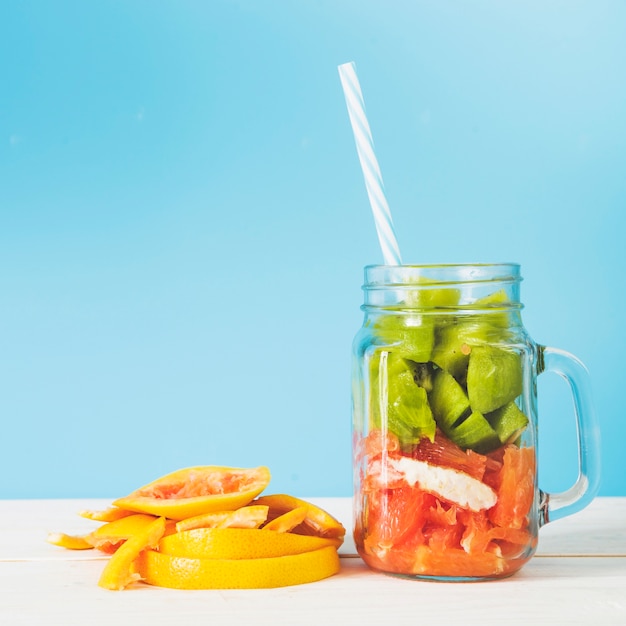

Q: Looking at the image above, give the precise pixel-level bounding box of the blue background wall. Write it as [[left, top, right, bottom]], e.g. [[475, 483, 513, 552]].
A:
[[1, 1, 624, 499]]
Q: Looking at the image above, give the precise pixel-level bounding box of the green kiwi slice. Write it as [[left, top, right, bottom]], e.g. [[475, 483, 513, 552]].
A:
[[371, 314, 435, 363], [450, 411, 501, 453], [474, 288, 513, 328], [466, 345, 523, 414], [405, 283, 461, 309], [486, 401, 529, 444], [370, 352, 436, 443], [428, 368, 471, 435], [430, 290, 515, 381], [430, 323, 474, 382]]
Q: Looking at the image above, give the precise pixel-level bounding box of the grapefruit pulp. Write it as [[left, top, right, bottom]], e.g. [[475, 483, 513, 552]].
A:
[[113, 465, 271, 521], [357, 431, 537, 578]]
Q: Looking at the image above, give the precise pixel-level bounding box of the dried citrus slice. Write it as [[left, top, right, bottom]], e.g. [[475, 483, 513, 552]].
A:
[[158, 527, 339, 559], [46, 532, 93, 550], [175, 505, 269, 533], [112, 466, 271, 521], [254, 494, 346, 543], [85, 513, 159, 553], [98, 516, 166, 591], [136, 544, 340, 589]]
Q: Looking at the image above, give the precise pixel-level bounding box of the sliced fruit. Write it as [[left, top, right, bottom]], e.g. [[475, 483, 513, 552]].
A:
[[467, 346, 523, 414], [371, 314, 435, 362], [136, 545, 340, 589], [358, 447, 536, 580], [428, 368, 470, 434], [428, 370, 501, 453], [253, 494, 345, 543], [78, 507, 135, 522], [486, 401, 529, 444], [412, 431, 487, 481], [46, 532, 93, 550], [405, 283, 460, 309], [98, 516, 166, 591], [363, 485, 431, 552], [262, 505, 308, 532], [46, 467, 347, 591], [410, 544, 505, 578], [356, 428, 401, 465], [388, 384, 435, 445], [383, 353, 436, 443], [85, 513, 159, 553], [158, 527, 339, 559], [112, 465, 271, 521], [175, 511, 231, 532], [488, 445, 536, 530], [431, 323, 474, 381], [449, 411, 501, 454], [471, 288, 516, 329], [430, 293, 513, 383], [175, 505, 269, 533]]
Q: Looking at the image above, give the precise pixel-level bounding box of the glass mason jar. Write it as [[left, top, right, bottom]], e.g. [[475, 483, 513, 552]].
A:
[[352, 264, 600, 581]]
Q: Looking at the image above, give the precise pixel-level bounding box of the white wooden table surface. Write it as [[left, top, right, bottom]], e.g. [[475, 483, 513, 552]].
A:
[[1, 497, 625, 625]]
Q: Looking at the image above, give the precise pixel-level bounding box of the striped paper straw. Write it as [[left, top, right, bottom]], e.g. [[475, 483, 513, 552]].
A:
[[338, 61, 402, 266]]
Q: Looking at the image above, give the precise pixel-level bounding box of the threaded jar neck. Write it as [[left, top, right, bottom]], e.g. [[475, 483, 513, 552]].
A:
[[362, 263, 523, 313]]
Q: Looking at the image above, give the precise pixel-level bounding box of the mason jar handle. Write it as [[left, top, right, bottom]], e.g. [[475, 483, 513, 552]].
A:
[[538, 346, 602, 525]]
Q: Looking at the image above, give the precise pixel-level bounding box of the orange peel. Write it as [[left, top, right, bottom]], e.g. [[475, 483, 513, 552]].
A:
[[113, 466, 271, 521], [254, 494, 346, 543], [158, 527, 339, 559], [47, 466, 344, 591], [262, 505, 308, 532], [175, 505, 269, 533], [78, 507, 135, 522], [136, 544, 340, 589], [85, 513, 159, 553], [98, 516, 166, 591], [46, 532, 93, 550]]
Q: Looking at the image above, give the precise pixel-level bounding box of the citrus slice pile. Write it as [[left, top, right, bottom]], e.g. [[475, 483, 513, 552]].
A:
[[47, 465, 345, 591]]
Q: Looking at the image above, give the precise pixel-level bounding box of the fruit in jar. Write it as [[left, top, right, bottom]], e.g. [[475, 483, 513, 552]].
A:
[[366, 289, 528, 455], [358, 431, 536, 578], [486, 401, 529, 445], [371, 314, 435, 363], [447, 411, 501, 454], [428, 368, 470, 435], [370, 352, 437, 444], [466, 345, 523, 414], [357, 286, 535, 578]]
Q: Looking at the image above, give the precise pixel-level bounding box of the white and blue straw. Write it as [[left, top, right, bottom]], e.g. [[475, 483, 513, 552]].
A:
[[338, 61, 402, 266]]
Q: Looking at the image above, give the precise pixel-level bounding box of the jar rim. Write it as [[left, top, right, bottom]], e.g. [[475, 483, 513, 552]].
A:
[[364, 263, 521, 286]]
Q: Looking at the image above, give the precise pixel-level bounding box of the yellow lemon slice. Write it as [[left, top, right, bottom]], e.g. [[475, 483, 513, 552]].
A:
[[158, 527, 340, 559], [98, 516, 166, 591], [136, 544, 340, 589], [113, 466, 271, 521]]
